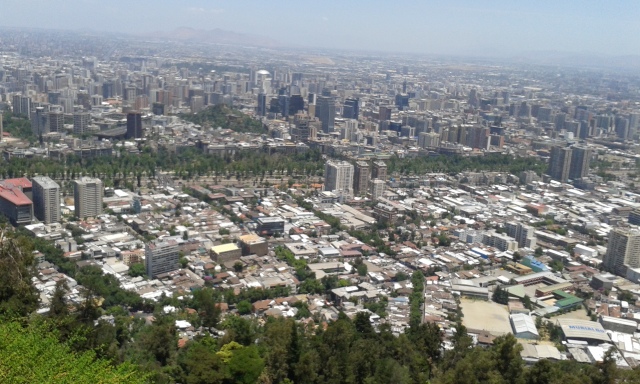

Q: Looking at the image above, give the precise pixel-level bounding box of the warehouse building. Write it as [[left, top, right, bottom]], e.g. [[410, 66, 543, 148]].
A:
[[556, 319, 611, 344], [510, 313, 539, 339]]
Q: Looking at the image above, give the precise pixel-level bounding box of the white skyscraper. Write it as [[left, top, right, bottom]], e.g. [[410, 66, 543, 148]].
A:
[[324, 160, 354, 198], [603, 228, 640, 276], [73, 177, 103, 218]]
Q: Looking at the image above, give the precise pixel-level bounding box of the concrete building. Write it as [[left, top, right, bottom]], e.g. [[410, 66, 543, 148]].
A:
[[255, 217, 285, 236], [146, 238, 180, 278], [73, 177, 103, 218], [239, 234, 268, 256], [369, 179, 385, 200], [31, 176, 60, 224], [315, 89, 336, 133], [73, 111, 91, 135], [0, 181, 33, 225], [603, 228, 640, 277], [353, 161, 370, 196], [548, 146, 572, 183], [324, 160, 354, 198], [211, 243, 242, 263], [126, 111, 143, 139], [371, 161, 387, 181], [569, 145, 591, 180]]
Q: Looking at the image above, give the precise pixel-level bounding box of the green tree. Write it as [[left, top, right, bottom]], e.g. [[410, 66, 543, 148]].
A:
[[237, 300, 252, 315], [0, 230, 39, 318], [129, 263, 147, 277]]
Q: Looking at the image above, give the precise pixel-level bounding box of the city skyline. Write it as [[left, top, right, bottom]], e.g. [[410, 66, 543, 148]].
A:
[[2, 0, 640, 57]]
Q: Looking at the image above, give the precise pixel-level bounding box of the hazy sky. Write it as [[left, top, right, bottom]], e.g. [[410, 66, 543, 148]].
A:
[[3, 0, 640, 56]]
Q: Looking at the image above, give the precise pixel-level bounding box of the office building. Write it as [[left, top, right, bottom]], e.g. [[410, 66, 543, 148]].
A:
[[146, 238, 180, 278], [0, 180, 33, 225], [378, 105, 392, 121], [152, 102, 165, 116], [257, 93, 267, 117], [255, 217, 285, 236], [569, 145, 592, 180], [73, 177, 103, 218], [315, 89, 336, 133], [31, 107, 49, 136], [73, 111, 90, 135], [12, 94, 31, 116], [603, 228, 640, 276], [31, 176, 60, 224], [126, 111, 143, 139], [372, 161, 388, 181], [343, 97, 359, 120], [324, 160, 354, 197], [548, 146, 572, 183], [353, 161, 370, 196], [629, 209, 640, 226]]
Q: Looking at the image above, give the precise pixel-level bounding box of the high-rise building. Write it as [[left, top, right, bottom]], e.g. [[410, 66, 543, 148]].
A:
[[73, 111, 90, 135], [73, 177, 103, 218], [152, 102, 165, 116], [372, 161, 387, 181], [31, 107, 49, 136], [343, 97, 359, 120], [257, 93, 267, 117], [505, 222, 537, 249], [126, 111, 143, 139], [190, 96, 204, 113], [615, 116, 630, 140], [289, 94, 304, 115], [324, 160, 354, 197], [369, 179, 385, 200], [48, 111, 64, 133], [353, 161, 370, 196], [629, 209, 640, 226], [291, 113, 318, 142], [603, 228, 640, 276], [31, 176, 60, 224], [569, 145, 591, 180], [548, 146, 572, 183], [418, 132, 440, 148], [278, 94, 290, 117], [378, 105, 392, 121], [315, 88, 336, 133], [146, 238, 180, 278]]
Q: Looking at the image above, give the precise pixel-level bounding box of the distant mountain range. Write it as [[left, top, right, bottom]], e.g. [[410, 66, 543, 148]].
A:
[[139, 27, 279, 48]]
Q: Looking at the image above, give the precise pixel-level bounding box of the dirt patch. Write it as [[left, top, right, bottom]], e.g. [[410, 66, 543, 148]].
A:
[[460, 298, 512, 336]]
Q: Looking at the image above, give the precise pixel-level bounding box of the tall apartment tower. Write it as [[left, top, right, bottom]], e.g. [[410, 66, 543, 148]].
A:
[[73, 111, 90, 135], [126, 111, 143, 139], [569, 145, 592, 180], [372, 161, 388, 181], [146, 238, 180, 278], [548, 146, 572, 183], [353, 161, 371, 196], [315, 88, 336, 134], [31, 176, 60, 224], [73, 177, 103, 218], [324, 160, 354, 197], [603, 228, 640, 277]]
